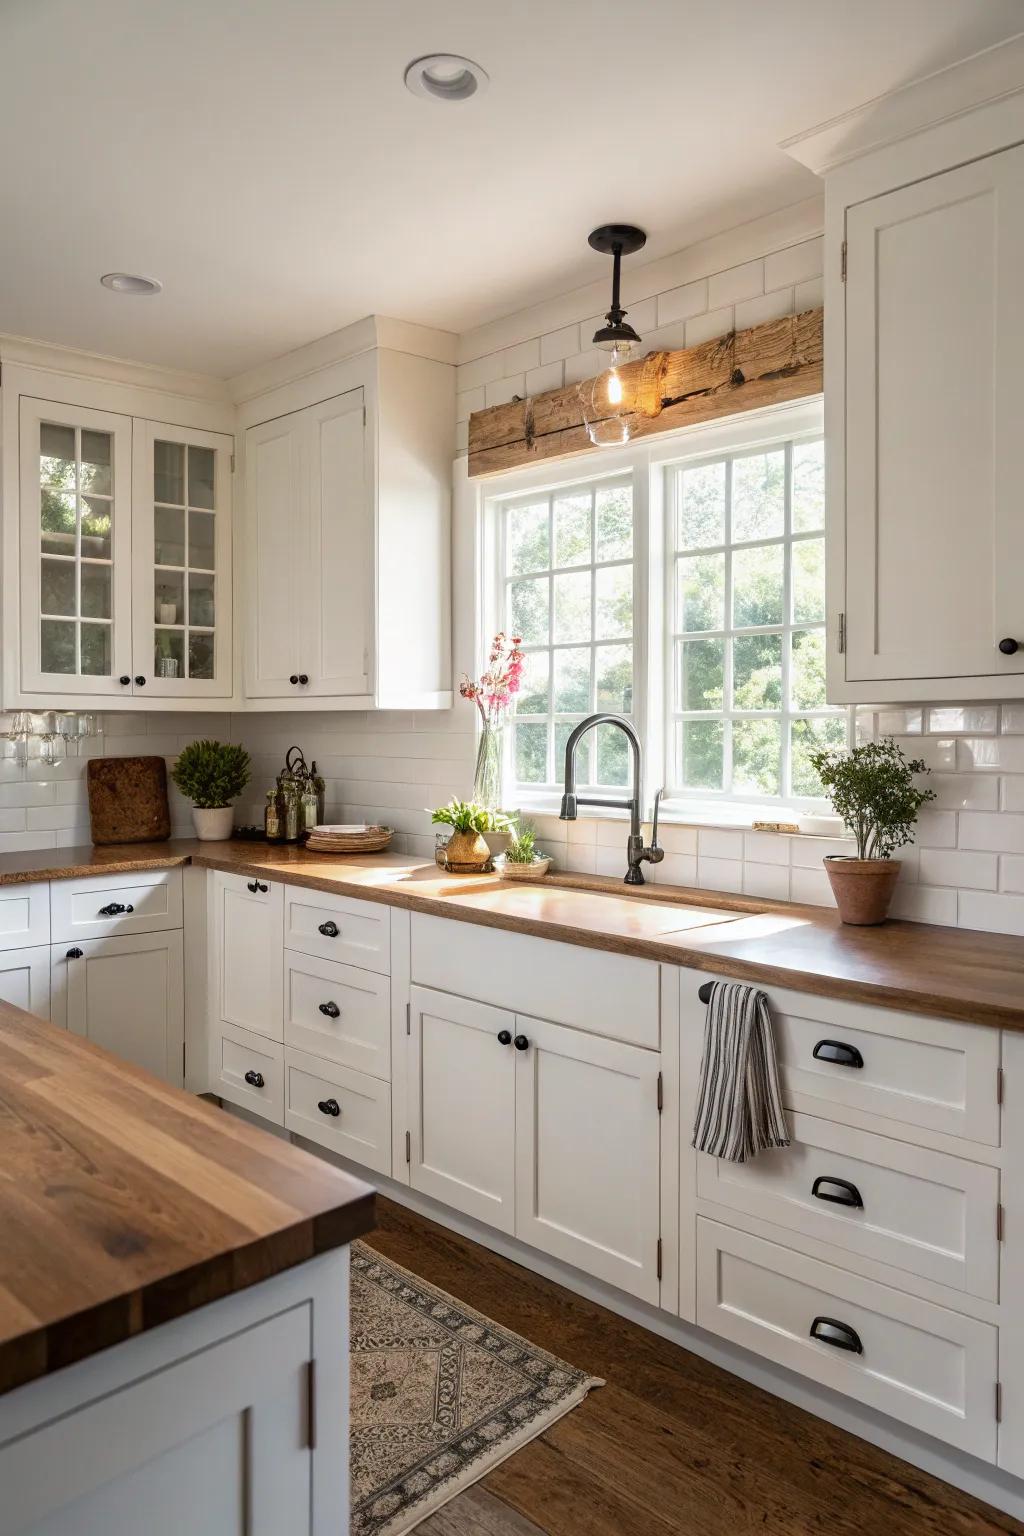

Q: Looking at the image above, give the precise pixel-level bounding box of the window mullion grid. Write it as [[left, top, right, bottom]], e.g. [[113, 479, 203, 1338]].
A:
[[74, 425, 82, 676], [546, 491, 555, 784], [588, 485, 597, 785], [722, 456, 734, 797], [780, 440, 793, 799]]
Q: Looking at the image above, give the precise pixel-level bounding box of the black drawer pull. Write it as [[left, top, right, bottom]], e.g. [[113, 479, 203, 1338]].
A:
[[812, 1175, 864, 1209], [247, 880, 259, 893], [812, 1039, 864, 1069], [65, 947, 84, 960], [319, 1001, 340, 1018], [697, 981, 715, 1004], [809, 1316, 863, 1354], [513, 1034, 529, 1051], [256, 881, 268, 893], [244, 1069, 265, 1088], [318, 920, 340, 938], [497, 1029, 512, 1045], [317, 1097, 341, 1117], [98, 902, 133, 916]]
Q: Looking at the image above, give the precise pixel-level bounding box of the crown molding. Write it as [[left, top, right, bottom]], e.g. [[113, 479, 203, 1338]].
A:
[[0, 332, 229, 402], [230, 314, 456, 405], [781, 32, 1024, 176]]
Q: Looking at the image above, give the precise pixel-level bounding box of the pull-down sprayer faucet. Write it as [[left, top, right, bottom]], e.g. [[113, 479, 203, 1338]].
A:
[[558, 713, 664, 885]]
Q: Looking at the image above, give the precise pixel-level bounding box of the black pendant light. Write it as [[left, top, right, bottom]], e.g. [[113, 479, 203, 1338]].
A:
[[579, 224, 647, 447]]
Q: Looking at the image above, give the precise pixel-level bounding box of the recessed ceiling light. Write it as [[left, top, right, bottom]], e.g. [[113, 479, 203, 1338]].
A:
[[403, 54, 488, 102], [100, 272, 162, 296]]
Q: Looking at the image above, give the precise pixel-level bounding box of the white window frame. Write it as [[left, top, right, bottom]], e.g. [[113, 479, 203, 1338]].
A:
[[481, 396, 843, 821]]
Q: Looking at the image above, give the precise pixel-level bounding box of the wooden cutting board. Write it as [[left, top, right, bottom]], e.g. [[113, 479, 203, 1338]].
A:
[[87, 756, 171, 845]]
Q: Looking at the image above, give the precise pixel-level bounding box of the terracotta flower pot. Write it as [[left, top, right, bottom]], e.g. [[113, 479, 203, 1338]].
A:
[[823, 856, 901, 925], [443, 828, 492, 873]]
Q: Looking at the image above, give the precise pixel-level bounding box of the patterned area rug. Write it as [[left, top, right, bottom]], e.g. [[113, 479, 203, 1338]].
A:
[[350, 1240, 603, 1536]]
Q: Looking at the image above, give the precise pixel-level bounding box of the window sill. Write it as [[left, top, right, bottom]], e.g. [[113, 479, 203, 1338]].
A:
[[511, 792, 845, 838]]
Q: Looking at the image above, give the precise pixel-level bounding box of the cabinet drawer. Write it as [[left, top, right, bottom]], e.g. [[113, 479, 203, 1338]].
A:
[[51, 868, 183, 942], [763, 982, 1000, 1145], [696, 1112, 999, 1300], [0, 945, 50, 1019], [284, 1047, 391, 1175], [411, 913, 659, 1049], [696, 1219, 997, 1461], [0, 883, 48, 951], [284, 886, 389, 973], [284, 951, 390, 1080], [211, 1023, 284, 1124]]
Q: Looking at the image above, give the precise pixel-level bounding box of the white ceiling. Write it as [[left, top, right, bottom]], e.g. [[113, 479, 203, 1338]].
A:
[[1, 0, 1021, 378]]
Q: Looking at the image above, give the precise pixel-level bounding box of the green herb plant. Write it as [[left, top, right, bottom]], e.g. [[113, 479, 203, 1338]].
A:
[[504, 820, 540, 864], [429, 799, 515, 835], [172, 739, 251, 809], [807, 738, 935, 860]]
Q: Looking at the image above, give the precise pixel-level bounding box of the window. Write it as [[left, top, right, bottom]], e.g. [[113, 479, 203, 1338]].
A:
[[501, 473, 638, 791], [486, 400, 846, 812], [669, 433, 846, 803]]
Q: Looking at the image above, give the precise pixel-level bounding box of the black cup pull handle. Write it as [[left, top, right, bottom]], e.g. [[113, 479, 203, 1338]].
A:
[[317, 1097, 341, 1117], [244, 1070, 265, 1088], [497, 1029, 512, 1045], [65, 947, 84, 960], [812, 1175, 864, 1209], [809, 1316, 863, 1354], [319, 1001, 340, 1018], [318, 920, 340, 938], [247, 880, 259, 893], [513, 1034, 529, 1051], [812, 1039, 864, 1069], [256, 881, 268, 893]]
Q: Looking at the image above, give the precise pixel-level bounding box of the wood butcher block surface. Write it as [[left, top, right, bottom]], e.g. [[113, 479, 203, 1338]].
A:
[[0, 1002, 375, 1394], [0, 840, 1022, 1029], [86, 755, 171, 844]]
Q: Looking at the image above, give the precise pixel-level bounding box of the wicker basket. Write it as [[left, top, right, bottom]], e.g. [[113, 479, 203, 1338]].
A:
[[304, 824, 393, 854]]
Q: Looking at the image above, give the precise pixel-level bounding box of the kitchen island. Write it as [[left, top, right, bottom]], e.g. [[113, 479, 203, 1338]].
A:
[[0, 1000, 375, 1536]]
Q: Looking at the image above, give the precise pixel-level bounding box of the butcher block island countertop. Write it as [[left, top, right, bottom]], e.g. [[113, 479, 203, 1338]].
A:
[[2, 839, 1024, 1030], [0, 1002, 375, 1395]]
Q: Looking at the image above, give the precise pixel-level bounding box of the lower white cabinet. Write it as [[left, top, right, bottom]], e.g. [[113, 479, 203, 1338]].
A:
[[0, 882, 49, 951], [696, 1218, 999, 1461], [51, 932, 184, 1085], [210, 1022, 284, 1124], [0, 946, 50, 1018], [211, 872, 283, 1042], [283, 950, 390, 1080], [284, 1047, 391, 1175], [407, 986, 662, 1302]]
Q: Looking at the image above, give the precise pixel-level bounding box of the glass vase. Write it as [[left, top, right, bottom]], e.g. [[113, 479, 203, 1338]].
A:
[[473, 721, 503, 810]]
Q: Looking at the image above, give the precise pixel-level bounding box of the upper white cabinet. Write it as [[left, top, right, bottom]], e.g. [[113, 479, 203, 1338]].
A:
[[9, 383, 233, 707], [821, 102, 1024, 700], [239, 340, 454, 711]]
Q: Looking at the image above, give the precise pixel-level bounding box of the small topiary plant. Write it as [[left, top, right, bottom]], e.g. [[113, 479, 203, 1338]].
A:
[[808, 737, 935, 860], [504, 821, 538, 864], [172, 739, 251, 809]]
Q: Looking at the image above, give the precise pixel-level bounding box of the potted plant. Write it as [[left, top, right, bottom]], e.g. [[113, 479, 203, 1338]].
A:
[[430, 799, 515, 873], [171, 738, 251, 842], [500, 820, 552, 881], [807, 738, 935, 925]]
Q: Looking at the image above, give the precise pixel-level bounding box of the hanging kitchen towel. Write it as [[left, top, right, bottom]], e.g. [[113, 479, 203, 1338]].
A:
[[692, 981, 790, 1162]]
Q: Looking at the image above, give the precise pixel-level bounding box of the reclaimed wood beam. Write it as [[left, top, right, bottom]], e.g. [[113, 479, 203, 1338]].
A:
[[467, 308, 823, 477]]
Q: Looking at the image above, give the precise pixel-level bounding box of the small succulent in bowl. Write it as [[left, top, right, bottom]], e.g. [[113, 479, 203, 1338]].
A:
[[500, 818, 552, 880]]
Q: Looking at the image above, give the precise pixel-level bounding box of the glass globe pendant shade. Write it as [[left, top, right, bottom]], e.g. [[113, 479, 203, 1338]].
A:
[[577, 341, 638, 447]]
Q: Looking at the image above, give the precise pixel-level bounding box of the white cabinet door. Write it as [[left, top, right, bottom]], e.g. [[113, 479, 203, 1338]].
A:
[[302, 391, 370, 698], [211, 872, 284, 1041], [131, 421, 233, 698], [19, 399, 134, 696], [514, 1014, 662, 1303], [842, 145, 1024, 690], [244, 412, 306, 698], [408, 985, 516, 1232], [51, 931, 184, 1084], [0, 946, 50, 1018], [0, 1302, 313, 1536], [0, 882, 49, 951]]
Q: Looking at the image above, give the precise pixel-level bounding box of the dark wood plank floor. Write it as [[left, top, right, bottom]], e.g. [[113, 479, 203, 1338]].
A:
[[364, 1197, 1024, 1536]]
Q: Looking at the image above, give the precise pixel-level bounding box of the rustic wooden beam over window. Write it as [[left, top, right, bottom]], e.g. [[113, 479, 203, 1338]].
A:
[[467, 307, 823, 477]]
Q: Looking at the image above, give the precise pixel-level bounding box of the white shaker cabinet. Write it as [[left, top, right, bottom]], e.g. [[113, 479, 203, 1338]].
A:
[[50, 931, 185, 1085], [210, 872, 283, 1043], [823, 123, 1024, 699]]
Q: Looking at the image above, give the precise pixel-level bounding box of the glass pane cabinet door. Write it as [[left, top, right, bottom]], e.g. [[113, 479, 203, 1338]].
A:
[[19, 400, 133, 694], [133, 422, 233, 697]]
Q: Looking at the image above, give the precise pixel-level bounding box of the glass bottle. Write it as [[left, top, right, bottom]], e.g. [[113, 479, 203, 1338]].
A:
[[264, 788, 283, 843], [278, 774, 300, 843], [299, 783, 319, 841], [310, 759, 326, 825]]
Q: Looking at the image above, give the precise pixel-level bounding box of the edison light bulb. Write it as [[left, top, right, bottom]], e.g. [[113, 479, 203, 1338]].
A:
[[606, 369, 623, 406]]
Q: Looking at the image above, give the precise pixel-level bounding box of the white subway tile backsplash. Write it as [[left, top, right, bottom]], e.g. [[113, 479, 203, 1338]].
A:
[[926, 773, 1000, 811], [876, 708, 922, 735], [685, 306, 735, 348], [525, 361, 563, 397], [790, 835, 856, 867], [790, 867, 834, 907], [919, 848, 998, 890], [926, 706, 998, 735], [657, 823, 698, 856], [708, 260, 763, 308], [641, 321, 690, 354], [763, 238, 823, 291], [742, 862, 790, 901], [561, 844, 597, 875], [734, 287, 794, 330], [456, 352, 506, 392], [697, 828, 743, 861], [455, 419, 469, 452], [503, 337, 541, 376], [959, 811, 1024, 852], [1001, 705, 1024, 734], [957, 736, 1024, 772], [889, 884, 957, 925], [484, 375, 524, 408], [795, 276, 824, 311], [1002, 777, 1024, 812], [1000, 855, 1024, 894], [455, 387, 485, 422], [539, 323, 580, 365], [656, 279, 708, 327], [958, 890, 1024, 937], [697, 855, 744, 892], [658, 851, 698, 888], [743, 830, 790, 866], [563, 349, 605, 386], [913, 809, 957, 847]]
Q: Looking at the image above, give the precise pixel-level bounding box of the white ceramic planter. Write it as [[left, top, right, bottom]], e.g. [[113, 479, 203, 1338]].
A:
[[191, 806, 235, 841]]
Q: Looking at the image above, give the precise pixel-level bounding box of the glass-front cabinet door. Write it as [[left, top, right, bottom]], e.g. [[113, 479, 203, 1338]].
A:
[[132, 421, 233, 697], [19, 399, 133, 695]]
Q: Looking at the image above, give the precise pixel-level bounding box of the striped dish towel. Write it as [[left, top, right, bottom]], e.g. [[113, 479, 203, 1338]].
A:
[[692, 981, 790, 1162]]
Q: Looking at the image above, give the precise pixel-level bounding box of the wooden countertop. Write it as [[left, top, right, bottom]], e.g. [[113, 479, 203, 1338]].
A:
[[2, 839, 1024, 1030], [0, 1002, 375, 1395]]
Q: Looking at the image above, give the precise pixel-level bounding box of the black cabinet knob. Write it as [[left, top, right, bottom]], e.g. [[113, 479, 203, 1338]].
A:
[[513, 1034, 529, 1051], [298, 673, 309, 686], [134, 674, 146, 686], [1000, 638, 1019, 656], [65, 947, 84, 960], [317, 1097, 341, 1117], [98, 902, 131, 917], [812, 1175, 864, 1209], [319, 1001, 341, 1018], [119, 675, 131, 686], [256, 881, 268, 893], [812, 1038, 864, 1069], [497, 1029, 512, 1045], [244, 1069, 265, 1088], [247, 880, 259, 893], [318, 920, 340, 938], [290, 675, 299, 685], [809, 1316, 863, 1354]]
